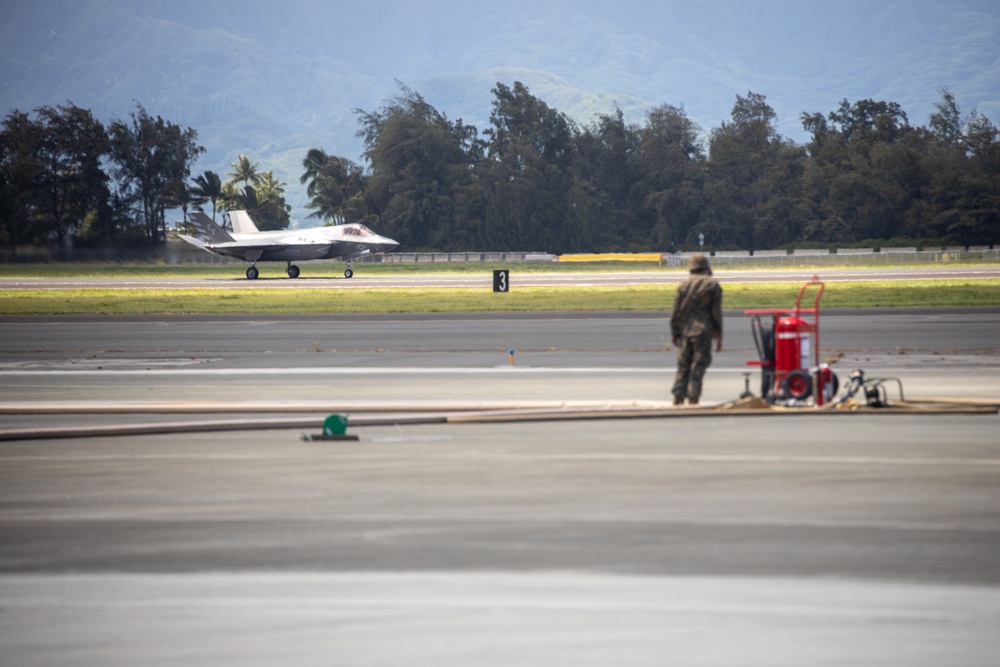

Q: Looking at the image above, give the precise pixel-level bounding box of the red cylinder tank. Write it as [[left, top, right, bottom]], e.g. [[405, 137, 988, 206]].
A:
[[774, 316, 810, 376]]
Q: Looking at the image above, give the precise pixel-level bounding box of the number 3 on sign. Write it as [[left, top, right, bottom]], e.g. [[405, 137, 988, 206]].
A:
[[493, 269, 509, 293]]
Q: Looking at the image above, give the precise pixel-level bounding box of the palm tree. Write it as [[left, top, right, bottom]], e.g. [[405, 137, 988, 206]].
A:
[[190, 170, 223, 222], [160, 180, 195, 232], [227, 184, 259, 213], [254, 171, 286, 203], [300, 148, 331, 195], [227, 154, 260, 190], [252, 172, 292, 231], [305, 176, 346, 223], [219, 181, 241, 211], [301, 149, 367, 224]]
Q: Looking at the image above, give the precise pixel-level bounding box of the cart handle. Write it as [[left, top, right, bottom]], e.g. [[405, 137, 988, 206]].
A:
[[796, 276, 825, 372], [795, 275, 825, 315]]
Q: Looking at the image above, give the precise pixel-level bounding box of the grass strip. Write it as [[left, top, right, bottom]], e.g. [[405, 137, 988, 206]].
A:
[[2, 280, 998, 315]]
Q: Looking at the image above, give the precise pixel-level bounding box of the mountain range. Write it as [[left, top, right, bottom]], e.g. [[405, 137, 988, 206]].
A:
[[2, 0, 998, 223]]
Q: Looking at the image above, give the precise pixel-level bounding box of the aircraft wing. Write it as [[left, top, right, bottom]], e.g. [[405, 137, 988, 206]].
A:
[[204, 240, 335, 262]]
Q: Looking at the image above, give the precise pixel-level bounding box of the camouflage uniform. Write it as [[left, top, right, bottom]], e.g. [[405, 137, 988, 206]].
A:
[[670, 256, 723, 404]]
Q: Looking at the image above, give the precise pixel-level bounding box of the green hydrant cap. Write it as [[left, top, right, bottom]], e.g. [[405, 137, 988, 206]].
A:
[[323, 414, 349, 436]]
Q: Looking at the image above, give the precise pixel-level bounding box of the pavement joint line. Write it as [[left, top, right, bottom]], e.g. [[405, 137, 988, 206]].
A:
[[0, 366, 864, 375], [1, 367, 680, 375], [0, 399, 996, 441], [1, 399, 672, 414]]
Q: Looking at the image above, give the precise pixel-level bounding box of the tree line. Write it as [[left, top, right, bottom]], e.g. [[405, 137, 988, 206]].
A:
[[345, 83, 998, 252], [0, 102, 292, 250], [3, 84, 998, 254]]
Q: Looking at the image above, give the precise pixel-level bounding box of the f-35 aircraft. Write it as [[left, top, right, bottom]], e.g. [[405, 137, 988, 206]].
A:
[[179, 210, 399, 279]]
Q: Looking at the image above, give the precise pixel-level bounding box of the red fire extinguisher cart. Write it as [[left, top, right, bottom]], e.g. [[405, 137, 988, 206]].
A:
[[745, 277, 838, 406]]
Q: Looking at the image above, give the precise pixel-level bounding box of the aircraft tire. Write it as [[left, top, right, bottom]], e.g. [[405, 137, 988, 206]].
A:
[[246, 266, 259, 280], [344, 268, 354, 279], [287, 265, 300, 279]]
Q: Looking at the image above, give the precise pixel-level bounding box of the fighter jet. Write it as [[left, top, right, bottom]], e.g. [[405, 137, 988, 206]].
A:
[[179, 210, 399, 279]]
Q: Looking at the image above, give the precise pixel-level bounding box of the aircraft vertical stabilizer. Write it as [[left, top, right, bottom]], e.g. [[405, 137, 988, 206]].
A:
[[187, 211, 235, 244], [229, 210, 260, 234]]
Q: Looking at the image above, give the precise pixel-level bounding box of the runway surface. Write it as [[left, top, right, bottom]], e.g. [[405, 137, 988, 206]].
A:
[[3, 264, 1000, 289], [1, 304, 999, 664], [2, 308, 999, 372]]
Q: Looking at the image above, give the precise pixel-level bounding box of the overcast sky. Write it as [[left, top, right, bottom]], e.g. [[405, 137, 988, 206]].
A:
[[2, 0, 997, 220]]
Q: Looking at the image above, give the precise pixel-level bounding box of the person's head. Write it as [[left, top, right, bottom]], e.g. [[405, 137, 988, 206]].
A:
[[689, 253, 711, 275]]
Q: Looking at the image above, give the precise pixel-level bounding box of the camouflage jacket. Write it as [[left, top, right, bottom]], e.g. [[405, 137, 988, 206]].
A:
[[670, 274, 723, 339]]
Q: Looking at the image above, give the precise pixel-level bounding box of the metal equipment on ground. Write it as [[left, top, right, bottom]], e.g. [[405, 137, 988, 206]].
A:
[[745, 276, 840, 406]]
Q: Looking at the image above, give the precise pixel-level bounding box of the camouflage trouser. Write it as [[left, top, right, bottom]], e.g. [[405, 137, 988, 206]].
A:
[[673, 331, 714, 403]]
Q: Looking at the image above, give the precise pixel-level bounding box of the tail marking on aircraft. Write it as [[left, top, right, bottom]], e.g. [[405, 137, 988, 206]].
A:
[[187, 211, 235, 245]]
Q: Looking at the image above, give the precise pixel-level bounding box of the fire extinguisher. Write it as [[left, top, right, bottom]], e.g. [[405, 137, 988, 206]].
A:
[[745, 277, 839, 407], [775, 315, 813, 399]]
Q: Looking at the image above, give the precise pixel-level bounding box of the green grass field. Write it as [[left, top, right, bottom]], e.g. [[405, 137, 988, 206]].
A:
[[2, 261, 999, 314], [2, 278, 998, 315]]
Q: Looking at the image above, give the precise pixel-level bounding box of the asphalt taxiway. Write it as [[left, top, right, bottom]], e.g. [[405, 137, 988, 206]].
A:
[[1, 306, 999, 665]]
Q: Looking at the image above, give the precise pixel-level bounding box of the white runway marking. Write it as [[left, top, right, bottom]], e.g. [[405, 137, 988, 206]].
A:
[[3, 573, 999, 666]]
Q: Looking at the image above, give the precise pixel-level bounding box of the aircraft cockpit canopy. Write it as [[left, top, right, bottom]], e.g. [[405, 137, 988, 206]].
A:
[[342, 224, 376, 237]]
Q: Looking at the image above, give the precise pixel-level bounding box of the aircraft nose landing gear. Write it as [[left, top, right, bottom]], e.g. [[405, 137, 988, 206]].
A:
[[286, 263, 300, 279], [344, 263, 354, 279]]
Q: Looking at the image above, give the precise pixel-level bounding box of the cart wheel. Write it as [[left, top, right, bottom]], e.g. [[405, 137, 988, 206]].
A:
[[783, 369, 813, 400]]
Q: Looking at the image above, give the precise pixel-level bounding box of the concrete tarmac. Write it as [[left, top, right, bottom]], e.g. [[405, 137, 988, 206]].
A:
[[1, 310, 999, 665], [2, 414, 1000, 665]]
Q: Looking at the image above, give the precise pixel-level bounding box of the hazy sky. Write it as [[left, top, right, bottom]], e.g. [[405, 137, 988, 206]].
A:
[[2, 0, 997, 218]]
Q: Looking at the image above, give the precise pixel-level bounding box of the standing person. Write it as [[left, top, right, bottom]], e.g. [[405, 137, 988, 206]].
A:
[[670, 253, 723, 405]]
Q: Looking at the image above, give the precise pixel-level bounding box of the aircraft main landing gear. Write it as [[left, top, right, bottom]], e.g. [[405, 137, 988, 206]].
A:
[[344, 263, 354, 279], [246, 265, 259, 280], [287, 263, 300, 279]]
